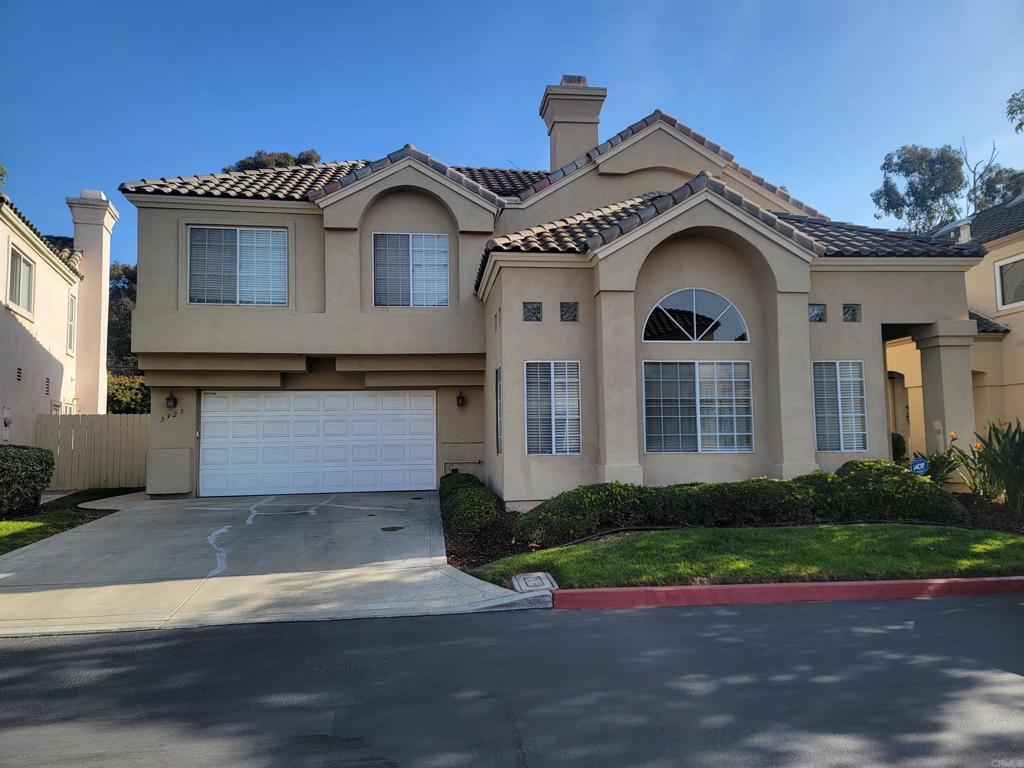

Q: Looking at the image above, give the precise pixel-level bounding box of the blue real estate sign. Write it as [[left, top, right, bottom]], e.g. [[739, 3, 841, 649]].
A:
[[910, 457, 929, 476]]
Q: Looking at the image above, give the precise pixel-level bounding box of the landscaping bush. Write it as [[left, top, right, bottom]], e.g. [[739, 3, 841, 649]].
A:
[[513, 461, 969, 548], [891, 432, 907, 464], [439, 472, 500, 535], [976, 420, 1024, 515], [0, 445, 55, 517], [833, 460, 969, 525]]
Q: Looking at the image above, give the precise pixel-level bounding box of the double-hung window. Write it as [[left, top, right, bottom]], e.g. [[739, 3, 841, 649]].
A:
[[812, 361, 867, 451], [996, 253, 1024, 310], [8, 246, 34, 313], [644, 361, 753, 453], [525, 361, 581, 455], [188, 226, 287, 306], [67, 294, 77, 352], [373, 233, 449, 307]]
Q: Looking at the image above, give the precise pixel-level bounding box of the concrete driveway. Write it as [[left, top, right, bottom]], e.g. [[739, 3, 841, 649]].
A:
[[0, 492, 547, 636]]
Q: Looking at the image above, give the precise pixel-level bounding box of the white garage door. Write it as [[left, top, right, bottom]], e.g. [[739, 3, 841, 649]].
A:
[[199, 390, 436, 497]]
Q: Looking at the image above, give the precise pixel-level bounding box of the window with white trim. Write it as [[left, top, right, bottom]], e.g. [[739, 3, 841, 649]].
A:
[[8, 246, 34, 313], [525, 361, 581, 455], [643, 288, 748, 342], [188, 226, 287, 305], [67, 293, 76, 352], [373, 233, 449, 307], [996, 253, 1024, 310], [495, 366, 503, 454], [812, 361, 867, 451], [644, 361, 753, 453]]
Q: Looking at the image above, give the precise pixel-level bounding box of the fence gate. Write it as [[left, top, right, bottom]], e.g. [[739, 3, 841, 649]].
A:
[[34, 414, 150, 490]]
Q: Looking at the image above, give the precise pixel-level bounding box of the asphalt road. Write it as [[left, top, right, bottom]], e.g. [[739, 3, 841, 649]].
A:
[[1, 596, 1023, 768]]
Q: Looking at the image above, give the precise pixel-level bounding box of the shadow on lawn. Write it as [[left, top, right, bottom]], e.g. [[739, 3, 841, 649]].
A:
[[1, 595, 1023, 767]]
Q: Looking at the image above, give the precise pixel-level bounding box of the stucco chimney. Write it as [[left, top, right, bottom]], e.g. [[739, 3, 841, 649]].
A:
[[957, 220, 972, 243], [66, 189, 119, 414], [539, 75, 607, 171]]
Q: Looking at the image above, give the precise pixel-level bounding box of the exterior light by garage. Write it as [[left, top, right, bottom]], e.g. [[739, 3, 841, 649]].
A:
[[456, 391, 466, 407], [165, 391, 178, 410]]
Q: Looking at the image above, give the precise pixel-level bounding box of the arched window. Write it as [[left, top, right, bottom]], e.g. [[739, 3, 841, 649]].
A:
[[643, 289, 748, 342]]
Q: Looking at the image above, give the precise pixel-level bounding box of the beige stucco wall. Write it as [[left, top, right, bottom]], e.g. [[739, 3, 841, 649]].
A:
[[0, 210, 80, 444]]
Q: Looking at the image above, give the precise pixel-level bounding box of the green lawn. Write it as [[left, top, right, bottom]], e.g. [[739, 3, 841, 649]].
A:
[[472, 524, 1024, 589], [0, 489, 139, 556]]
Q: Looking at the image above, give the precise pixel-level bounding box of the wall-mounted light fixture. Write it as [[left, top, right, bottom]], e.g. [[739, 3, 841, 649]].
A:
[[456, 391, 466, 407], [166, 391, 178, 410]]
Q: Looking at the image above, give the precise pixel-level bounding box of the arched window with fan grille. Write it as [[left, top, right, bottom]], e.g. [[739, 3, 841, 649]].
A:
[[643, 288, 748, 343]]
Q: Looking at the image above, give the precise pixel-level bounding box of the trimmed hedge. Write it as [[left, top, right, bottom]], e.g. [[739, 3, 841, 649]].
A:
[[0, 445, 55, 517], [513, 461, 969, 548], [439, 472, 500, 535]]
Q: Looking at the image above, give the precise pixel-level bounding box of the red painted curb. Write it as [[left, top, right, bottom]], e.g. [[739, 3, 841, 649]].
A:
[[552, 576, 1024, 610]]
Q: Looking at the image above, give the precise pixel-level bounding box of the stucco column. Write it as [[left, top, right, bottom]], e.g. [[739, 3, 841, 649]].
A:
[[772, 292, 818, 478], [594, 289, 644, 484], [66, 190, 119, 414], [913, 320, 977, 453]]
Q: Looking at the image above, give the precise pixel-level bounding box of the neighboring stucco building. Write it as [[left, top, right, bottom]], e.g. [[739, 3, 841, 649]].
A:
[[123, 76, 984, 506], [888, 195, 1023, 454], [1, 190, 118, 444]]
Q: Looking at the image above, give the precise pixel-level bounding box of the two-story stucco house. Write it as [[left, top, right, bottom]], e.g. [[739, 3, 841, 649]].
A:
[[1, 190, 118, 444], [887, 195, 1023, 453], [122, 76, 985, 507]]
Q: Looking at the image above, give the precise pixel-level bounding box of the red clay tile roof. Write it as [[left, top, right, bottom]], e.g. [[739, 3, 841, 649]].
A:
[[475, 174, 985, 292], [0, 194, 83, 278], [513, 110, 827, 217]]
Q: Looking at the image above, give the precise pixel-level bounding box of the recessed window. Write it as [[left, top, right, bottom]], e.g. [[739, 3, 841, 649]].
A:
[[67, 294, 77, 352], [812, 361, 867, 451], [996, 253, 1024, 310], [372, 233, 448, 307], [188, 226, 287, 306], [560, 302, 579, 322], [808, 303, 827, 323], [842, 304, 861, 322], [523, 302, 543, 321], [495, 366, 502, 455], [8, 246, 34, 313], [643, 289, 748, 342], [525, 361, 581, 455], [644, 361, 753, 453]]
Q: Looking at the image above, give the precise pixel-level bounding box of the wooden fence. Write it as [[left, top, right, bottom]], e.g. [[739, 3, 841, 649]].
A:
[[34, 414, 150, 490]]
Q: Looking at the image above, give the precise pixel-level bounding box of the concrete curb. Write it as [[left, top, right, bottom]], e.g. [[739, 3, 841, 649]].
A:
[[552, 576, 1024, 610]]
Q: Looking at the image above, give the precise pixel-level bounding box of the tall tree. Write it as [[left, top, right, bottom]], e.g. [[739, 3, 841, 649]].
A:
[[223, 149, 321, 173], [1008, 88, 1024, 135], [0, 163, 7, 188], [871, 145, 965, 232], [108, 262, 138, 373]]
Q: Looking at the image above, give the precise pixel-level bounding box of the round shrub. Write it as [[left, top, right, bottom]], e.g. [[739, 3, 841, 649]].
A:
[[689, 476, 827, 528], [439, 472, 500, 535], [834, 460, 969, 525], [0, 445, 55, 517], [513, 482, 659, 548]]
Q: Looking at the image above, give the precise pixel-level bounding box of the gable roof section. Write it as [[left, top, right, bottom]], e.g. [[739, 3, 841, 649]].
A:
[[476, 173, 985, 292], [969, 194, 1024, 244], [0, 194, 83, 277], [969, 309, 1011, 335], [120, 156, 548, 204], [512, 110, 826, 217], [774, 214, 985, 258], [305, 145, 507, 208], [120, 161, 370, 201]]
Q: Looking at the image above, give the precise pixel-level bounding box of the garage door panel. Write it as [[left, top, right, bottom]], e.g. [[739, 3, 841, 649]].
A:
[[200, 390, 436, 496]]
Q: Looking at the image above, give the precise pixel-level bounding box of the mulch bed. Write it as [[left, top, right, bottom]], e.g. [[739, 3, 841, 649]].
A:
[[444, 510, 528, 571], [955, 493, 1023, 533]]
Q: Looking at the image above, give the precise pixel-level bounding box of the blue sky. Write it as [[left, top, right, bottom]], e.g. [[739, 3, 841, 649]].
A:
[[2, 0, 1022, 265]]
